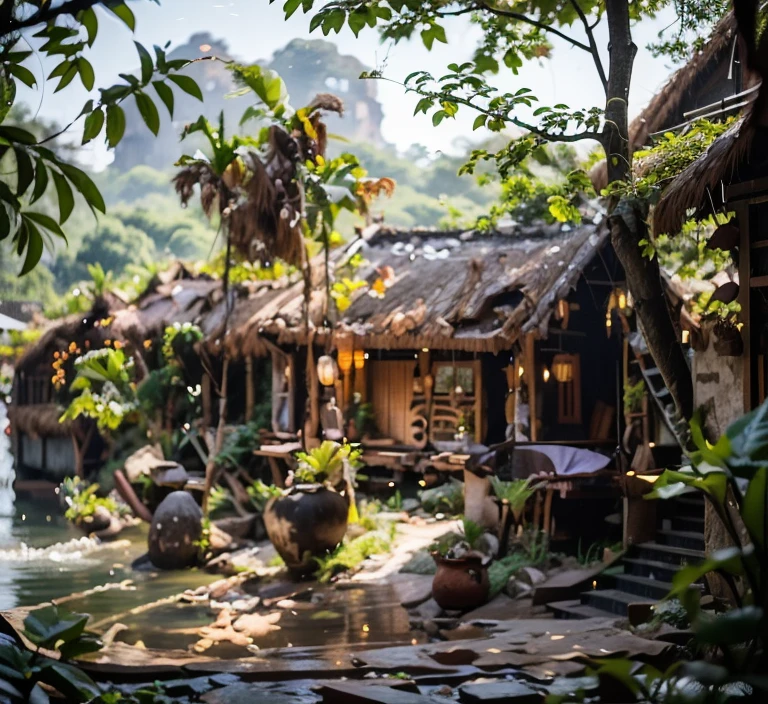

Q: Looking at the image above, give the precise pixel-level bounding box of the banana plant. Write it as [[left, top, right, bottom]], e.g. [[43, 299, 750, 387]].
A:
[[645, 399, 768, 676]]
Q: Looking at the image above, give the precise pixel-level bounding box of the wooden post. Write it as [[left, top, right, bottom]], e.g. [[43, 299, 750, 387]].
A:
[[305, 332, 320, 445], [203, 356, 229, 515], [525, 333, 538, 441], [474, 358, 483, 443], [245, 356, 254, 422], [202, 374, 212, 430]]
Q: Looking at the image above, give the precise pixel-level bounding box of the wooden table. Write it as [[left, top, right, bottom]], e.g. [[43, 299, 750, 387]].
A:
[[252, 442, 302, 488]]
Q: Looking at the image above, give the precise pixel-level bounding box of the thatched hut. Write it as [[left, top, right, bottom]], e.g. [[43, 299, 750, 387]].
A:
[[591, 11, 758, 191]]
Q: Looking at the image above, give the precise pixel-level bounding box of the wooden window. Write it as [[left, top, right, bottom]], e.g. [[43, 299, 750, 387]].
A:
[[557, 354, 582, 424]]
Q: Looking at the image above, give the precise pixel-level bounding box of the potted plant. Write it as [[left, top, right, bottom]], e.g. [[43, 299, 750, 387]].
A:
[[60, 477, 128, 539], [262, 441, 362, 577], [489, 476, 545, 555], [431, 517, 491, 611]]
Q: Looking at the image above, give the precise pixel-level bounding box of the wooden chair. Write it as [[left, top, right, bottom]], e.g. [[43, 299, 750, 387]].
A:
[[429, 400, 463, 443]]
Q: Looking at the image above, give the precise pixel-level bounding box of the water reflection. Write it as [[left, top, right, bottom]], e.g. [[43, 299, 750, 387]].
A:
[[0, 401, 421, 656]]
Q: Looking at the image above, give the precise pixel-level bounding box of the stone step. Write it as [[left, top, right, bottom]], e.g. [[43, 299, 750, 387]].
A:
[[582, 588, 655, 616], [671, 515, 705, 533], [623, 557, 685, 583], [657, 529, 706, 552], [547, 599, 615, 620], [613, 574, 672, 601], [635, 542, 704, 566]]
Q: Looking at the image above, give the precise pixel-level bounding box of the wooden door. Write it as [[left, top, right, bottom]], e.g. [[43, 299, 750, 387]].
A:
[[369, 360, 415, 443]]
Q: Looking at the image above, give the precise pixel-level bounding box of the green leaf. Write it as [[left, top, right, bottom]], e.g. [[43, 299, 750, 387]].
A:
[[59, 163, 106, 213], [55, 62, 79, 93], [82, 108, 104, 144], [135, 42, 154, 84], [38, 661, 100, 702], [152, 80, 174, 117], [31, 159, 49, 203], [24, 212, 66, 240], [106, 104, 126, 148], [107, 2, 136, 30], [0, 125, 36, 145], [22, 606, 89, 648], [52, 171, 74, 223], [80, 7, 98, 46], [135, 92, 160, 135], [167, 74, 203, 101], [742, 466, 767, 552], [473, 114, 488, 131], [695, 606, 764, 646], [77, 58, 95, 90], [8, 64, 36, 88], [348, 10, 367, 36], [309, 12, 324, 32], [284, 0, 302, 18], [48, 59, 70, 80], [323, 10, 345, 34], [56, 633, 103, 660], [432, 110, 447, 126], [19, 221, 43, 276], [14, 148, 34, 196]]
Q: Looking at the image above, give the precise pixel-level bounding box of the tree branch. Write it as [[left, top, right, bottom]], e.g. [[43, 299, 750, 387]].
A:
[[3, 0, 104, 36], [479, 2, 591, 52], [570, 0, 607, 90], [436, 6, 477, 16], [508, 116, 600, 143]]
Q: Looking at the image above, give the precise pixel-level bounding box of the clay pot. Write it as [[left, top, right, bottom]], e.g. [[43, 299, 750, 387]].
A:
[[431, 553, 490, 611], [148, 490, 203, 570], [263, 485, 348, 577]]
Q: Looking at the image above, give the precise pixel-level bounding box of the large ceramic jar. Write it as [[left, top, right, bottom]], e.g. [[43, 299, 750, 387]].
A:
[[263, 484, 348, 577], [431, 553, 490, 611]]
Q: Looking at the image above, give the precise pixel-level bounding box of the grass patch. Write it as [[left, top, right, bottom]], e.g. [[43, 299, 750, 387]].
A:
[[314, 530, 394, 582]]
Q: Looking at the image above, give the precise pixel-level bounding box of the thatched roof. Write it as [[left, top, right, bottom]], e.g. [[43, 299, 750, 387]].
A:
[[217, 220, 610, 356], [9, 404, 72, 438], [652, 114, 761, 235], [16, 219, 611, 367], [591, 12, 743, 191]]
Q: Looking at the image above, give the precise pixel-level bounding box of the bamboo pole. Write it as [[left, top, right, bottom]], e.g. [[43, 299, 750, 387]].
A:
[[245, 356, 254, 422]]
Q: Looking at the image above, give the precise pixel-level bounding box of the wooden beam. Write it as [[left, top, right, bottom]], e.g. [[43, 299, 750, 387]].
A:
[[736, 201, 752, 412], [525, 333, 538, 441]]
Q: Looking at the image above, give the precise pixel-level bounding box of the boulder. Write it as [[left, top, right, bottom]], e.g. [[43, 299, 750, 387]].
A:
[[517, 566, 547, 587], [150, 462, 190, 488], [148, 491, 203, 570], [123, 444, 165, 482]]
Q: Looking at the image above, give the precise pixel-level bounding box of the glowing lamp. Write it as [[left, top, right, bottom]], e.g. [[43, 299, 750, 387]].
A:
[[543, 367, 551, 383], [337, 349, 353, 374], [551, 354, 574, 383], [317, 355, 338, 387], [353, 349, 365, 370]]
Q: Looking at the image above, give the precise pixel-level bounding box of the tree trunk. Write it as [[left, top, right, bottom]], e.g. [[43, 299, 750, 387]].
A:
[[603, 0, 694, 428]]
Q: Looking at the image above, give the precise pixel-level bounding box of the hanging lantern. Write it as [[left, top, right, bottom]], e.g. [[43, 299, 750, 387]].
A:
[[353, 349, 365, 370], [317, 355, 339, 387], [551, 354, 574, 383], [337, 348, 353, 374]]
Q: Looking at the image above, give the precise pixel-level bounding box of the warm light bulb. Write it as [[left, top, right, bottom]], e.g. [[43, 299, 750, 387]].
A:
[[543, 367, 551, 383], [518, 366, 525, 377]]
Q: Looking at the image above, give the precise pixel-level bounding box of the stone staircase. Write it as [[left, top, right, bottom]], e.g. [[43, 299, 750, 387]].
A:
[[547, 495, 706, 619]]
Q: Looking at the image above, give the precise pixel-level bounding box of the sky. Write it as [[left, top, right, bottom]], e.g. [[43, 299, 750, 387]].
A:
[[14, 0, 684, 168]]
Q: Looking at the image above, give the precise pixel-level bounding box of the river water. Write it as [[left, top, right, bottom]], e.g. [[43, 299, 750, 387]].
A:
[[0, 401, 421, 657]]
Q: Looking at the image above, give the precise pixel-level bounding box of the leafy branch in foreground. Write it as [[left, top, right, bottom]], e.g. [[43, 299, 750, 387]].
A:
[[1, 2, 211, 274]]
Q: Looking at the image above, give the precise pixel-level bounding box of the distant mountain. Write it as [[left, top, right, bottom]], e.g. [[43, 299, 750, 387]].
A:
[[112, 34, 384, 171]]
